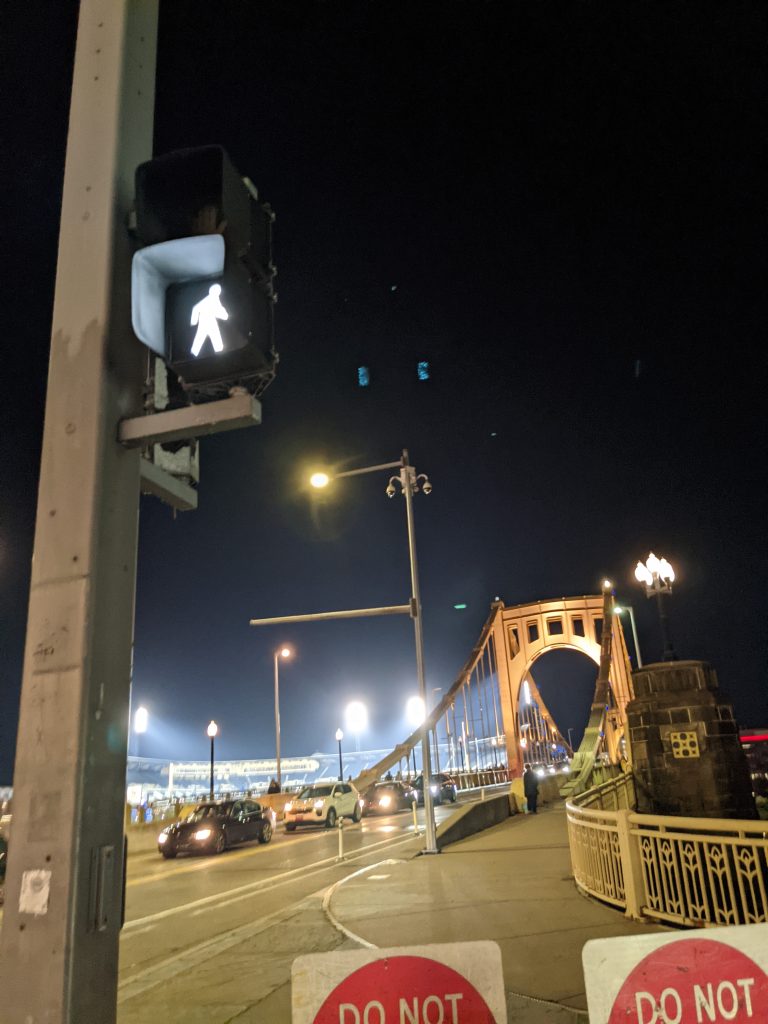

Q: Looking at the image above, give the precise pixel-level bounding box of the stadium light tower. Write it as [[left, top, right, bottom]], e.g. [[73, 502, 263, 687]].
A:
[[345, 700, 368, 752]]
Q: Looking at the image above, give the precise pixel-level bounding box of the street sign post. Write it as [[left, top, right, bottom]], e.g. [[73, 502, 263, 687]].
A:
[[292, 942, 507, 1023], [583, 923, 768, 1024]]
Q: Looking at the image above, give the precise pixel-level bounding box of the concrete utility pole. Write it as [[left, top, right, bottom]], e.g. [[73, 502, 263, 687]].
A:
[[0, 3, 158, 1021]]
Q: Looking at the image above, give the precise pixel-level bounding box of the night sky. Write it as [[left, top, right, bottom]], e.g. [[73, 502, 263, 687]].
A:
[[1, 2, 766, 784]]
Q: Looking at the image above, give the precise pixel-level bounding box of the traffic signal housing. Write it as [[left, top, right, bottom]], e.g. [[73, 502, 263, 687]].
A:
[[132, 146, 276, 401]]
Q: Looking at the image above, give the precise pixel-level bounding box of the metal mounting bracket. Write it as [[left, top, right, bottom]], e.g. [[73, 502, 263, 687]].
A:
[[118, 391, 261, 448]]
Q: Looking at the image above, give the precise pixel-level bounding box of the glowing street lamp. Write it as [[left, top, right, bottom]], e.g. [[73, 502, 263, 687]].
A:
[[635, 552, 677, 662], [345, 701, 368, 752], [273, 646, 292, 791], [335, 728, 344, 781], [406, 696, 426, 776], [206, 720, 218, 800], [309, 450, 439, 855], [613, 605, 643, 668]]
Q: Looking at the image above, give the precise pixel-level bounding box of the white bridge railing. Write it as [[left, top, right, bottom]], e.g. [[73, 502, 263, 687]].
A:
[[566, 773, 768, 926]]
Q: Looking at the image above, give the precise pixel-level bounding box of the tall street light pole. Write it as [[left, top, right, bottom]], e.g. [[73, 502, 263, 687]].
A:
[[310, 449, 438, 854], [336, 728, 344, 781], [614, 604, 643, 668], [635, 552, 677, 661], [432, 687, 442, 773], [273, 646, 292, 790], [207, 720, 218, 800]]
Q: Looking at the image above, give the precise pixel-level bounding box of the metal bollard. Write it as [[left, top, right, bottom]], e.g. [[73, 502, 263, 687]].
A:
[[412, 799, 420, 835], [337, 817, 344, 861]]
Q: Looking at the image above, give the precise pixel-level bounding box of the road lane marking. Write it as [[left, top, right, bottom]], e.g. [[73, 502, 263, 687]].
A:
[[321, 859, 406, 949], [119, 892, 322, 1003], [125, 924, 156, 937], [122, 830, 418, 933]]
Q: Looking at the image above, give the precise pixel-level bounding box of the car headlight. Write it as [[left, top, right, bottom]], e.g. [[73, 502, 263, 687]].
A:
[[284, 802, 293, 813], [379, 795, 391, 808], [193, 828, 212, 841], [158, 832, 168, 844], [430, 785, 439, 794], [313, 799, 325, 809]]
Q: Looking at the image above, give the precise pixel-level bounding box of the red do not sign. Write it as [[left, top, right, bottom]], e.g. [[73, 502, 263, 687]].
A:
[[312, 955, 498, 1024], [608, 938, 768, 1024]]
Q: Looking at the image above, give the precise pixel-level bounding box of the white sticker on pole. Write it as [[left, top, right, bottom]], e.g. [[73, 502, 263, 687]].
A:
[[19, 869, 52, 916], [292, 941, 507, 1023], [582, 922, 768, 1023]]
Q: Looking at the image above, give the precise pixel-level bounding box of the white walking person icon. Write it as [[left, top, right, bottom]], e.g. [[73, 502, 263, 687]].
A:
[[190, 284, 229, 357]]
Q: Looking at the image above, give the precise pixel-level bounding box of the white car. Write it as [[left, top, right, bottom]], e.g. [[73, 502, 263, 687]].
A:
[[284, 782, 362, 831]]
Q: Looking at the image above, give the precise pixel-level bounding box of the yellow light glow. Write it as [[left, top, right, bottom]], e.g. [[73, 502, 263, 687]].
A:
[[193, 828, 212, 841], [603, 578, 613, 591], [280, 647, 291, 658], [310, 472, 330, 489], [659, 557, 675, 582], [646, 552, 661, 576], [635, 561, 653, 586]]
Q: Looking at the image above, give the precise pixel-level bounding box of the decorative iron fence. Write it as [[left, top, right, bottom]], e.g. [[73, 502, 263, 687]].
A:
[[566, 773, 768, 925]]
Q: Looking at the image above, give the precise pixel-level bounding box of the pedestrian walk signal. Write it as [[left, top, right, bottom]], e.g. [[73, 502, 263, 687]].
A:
[[131, 146, 277, 401], [190, 285, 228, 356]]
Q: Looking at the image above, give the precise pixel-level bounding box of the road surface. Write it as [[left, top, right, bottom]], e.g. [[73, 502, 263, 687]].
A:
[[118, 800, 464, 1022]]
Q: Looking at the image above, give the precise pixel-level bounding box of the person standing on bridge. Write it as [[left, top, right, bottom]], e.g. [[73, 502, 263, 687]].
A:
[[523, 764, 539, 814]]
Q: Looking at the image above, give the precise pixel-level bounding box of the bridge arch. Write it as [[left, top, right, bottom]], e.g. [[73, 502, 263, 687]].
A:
[[355, 593, 634, 793], [491, 595, 633, 775]]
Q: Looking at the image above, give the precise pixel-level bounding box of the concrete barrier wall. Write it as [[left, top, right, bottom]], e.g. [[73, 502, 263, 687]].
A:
[[436, 793, 516, 849], [436, 779, 563, 849]]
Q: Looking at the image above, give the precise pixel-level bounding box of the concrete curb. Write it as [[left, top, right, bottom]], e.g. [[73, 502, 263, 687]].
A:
[[322, 859, 404, 949]]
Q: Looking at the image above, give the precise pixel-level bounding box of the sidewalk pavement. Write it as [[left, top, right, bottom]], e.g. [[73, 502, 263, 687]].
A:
[[327, 803, 665, 1023]]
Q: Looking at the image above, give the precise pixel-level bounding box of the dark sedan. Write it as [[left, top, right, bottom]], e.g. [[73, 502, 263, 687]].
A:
[[412, 773, 458, 806], [362, 781, 417, 815], [157, 799, 273, 858]]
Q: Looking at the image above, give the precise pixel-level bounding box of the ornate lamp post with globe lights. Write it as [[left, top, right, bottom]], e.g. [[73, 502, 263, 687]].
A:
[[635, 553, 677, 662]]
